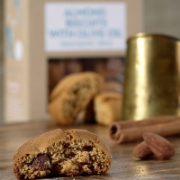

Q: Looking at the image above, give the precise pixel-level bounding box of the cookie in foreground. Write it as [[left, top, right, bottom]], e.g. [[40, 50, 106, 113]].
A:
[[13, 129, 112, 179]]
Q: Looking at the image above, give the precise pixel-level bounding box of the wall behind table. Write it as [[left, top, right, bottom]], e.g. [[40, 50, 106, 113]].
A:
[[144, 0, 180, 38]]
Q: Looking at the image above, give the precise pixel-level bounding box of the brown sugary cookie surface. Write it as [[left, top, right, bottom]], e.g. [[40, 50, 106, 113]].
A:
[[13, 129, 112, 180], [48, 72, 104, 125], [94, 91, 122, 126]]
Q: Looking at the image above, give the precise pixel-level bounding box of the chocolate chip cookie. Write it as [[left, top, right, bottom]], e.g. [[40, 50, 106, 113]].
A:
[[13, 129, 112, 179]]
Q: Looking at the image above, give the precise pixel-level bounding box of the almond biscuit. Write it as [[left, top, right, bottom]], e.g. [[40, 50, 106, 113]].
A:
[[94, 91, 122, 126], [48, 72, 104, 125]]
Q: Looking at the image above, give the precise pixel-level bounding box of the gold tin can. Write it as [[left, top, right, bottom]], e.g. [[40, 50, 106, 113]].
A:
[[122, 33, 180, 120]]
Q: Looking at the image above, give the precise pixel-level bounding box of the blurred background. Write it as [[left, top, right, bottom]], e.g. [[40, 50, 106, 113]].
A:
[[0, 0, 180, 124]]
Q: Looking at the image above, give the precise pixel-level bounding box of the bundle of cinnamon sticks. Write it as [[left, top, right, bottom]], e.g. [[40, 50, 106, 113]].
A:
[[108, 116, 180, 144]]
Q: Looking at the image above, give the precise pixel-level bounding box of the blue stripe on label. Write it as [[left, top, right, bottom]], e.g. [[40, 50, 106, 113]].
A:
[[5, 26, 13, 58]]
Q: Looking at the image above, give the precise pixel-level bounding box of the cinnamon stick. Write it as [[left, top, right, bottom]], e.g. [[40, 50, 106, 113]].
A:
[[109, 116, 180, 143]]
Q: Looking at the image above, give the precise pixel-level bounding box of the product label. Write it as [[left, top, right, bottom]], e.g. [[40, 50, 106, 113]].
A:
[[45, 2, 127, 52]]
